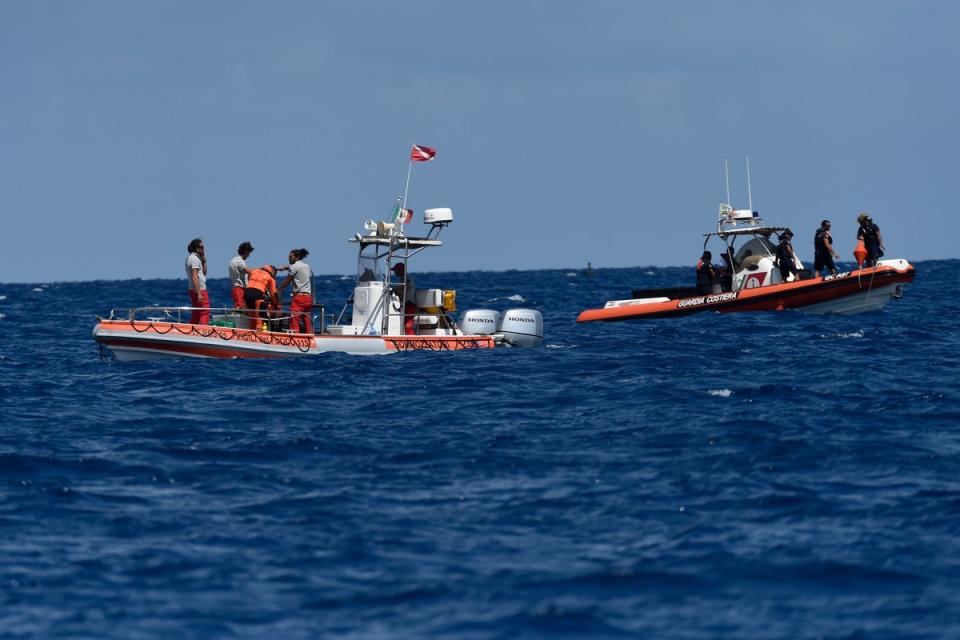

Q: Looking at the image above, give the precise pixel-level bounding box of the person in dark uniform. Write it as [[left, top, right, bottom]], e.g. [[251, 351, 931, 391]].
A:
[[775, 229, 798, 282], [813, 219, 840, 277], [856, 213, 884, 267], [696, 251, 718, 294], [718, 251, 734, 291]]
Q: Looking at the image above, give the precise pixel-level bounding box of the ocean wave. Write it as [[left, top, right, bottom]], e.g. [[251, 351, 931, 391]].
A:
[[0, 262, 957, 638]]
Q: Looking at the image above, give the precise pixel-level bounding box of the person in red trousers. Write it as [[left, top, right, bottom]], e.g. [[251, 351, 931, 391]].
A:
[[185, 238, 210, 325], [228, 241, 255, 308], [278, 248, 314, 334]]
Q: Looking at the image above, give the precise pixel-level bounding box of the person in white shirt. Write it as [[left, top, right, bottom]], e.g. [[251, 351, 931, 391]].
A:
[[185, 238, 210, 325], [278, 248, 314, 334], [229, 241, 255, 308]]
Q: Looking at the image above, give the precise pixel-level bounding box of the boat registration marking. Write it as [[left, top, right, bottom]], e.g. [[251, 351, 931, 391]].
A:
[[677, 292, 738, 308], [823, 271, 852, 281]]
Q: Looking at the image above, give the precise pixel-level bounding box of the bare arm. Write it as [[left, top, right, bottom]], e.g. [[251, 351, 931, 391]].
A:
[[191, 268, 201, 294], [824, 235, 839, 258]]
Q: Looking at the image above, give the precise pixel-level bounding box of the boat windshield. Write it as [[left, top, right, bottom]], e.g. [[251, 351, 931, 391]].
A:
[[734, 237, 777, 265], [356, 251, 383, 283]]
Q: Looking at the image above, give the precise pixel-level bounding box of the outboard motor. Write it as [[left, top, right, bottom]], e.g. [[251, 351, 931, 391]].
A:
[[497, 309, 544, 347], [459, 309, 500, 335]]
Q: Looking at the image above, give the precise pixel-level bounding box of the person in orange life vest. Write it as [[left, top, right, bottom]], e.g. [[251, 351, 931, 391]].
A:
[[391, 263, 417, 334], [185, 238, 210, 325], [695, 251, 718, 294], [228, 241, 255, 308], [278, 248, 314, 334], [244, 265, 279, 327]]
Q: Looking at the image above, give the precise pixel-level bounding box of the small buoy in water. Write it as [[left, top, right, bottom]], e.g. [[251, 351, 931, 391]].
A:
[[853, 239, 868, 267]]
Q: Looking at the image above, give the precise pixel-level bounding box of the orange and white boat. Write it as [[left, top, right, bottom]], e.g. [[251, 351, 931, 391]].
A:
[[94, 206, 543, 360], [577, 201, 915, 323]]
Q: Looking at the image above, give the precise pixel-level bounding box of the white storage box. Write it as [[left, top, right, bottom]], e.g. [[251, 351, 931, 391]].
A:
[[415, 289, 444, 308]]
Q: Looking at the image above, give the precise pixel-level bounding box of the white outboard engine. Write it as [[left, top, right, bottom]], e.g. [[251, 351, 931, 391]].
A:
[[459, 309, 500, 335], [497, 309, 544, 347]]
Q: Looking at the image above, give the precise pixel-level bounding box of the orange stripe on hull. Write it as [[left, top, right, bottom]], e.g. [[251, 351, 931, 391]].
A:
[[94, 319, 496, 357], [383, 336, 496, 351]]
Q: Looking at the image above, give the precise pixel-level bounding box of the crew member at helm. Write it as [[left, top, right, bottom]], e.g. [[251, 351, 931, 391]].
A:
[[775, 229, 798, 282], [392, 263, 417, 334], [718, 251, 735, 292], [856, 213, 884, 267]]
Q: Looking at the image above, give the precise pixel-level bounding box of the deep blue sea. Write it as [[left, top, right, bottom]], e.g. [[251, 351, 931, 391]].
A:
[[1, 261, 959, 639]]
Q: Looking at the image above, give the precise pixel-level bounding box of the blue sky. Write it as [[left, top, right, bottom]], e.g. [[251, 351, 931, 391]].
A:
[[2, 1, 957, 283]]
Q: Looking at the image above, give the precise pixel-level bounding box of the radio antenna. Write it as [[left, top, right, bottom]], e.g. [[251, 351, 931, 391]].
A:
[[746, 156, 753, 211], [724, 158, 731, 206]]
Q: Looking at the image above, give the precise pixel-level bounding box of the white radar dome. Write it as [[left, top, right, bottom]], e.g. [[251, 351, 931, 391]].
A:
[[424, 208, 453, 225]]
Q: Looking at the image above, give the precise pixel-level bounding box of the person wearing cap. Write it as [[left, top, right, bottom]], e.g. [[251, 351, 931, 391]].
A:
[[391, 262, 417, 304], [856, 213, 884, 267], [695, 251, 718, 294], [244, 264, 279, 329], [813, 220, 840, 277], [775, 229, 798, 282], [228, 241, 255, 308]]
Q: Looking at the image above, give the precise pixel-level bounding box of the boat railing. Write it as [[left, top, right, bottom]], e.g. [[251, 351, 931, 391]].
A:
[[104, 305, 328, 335]]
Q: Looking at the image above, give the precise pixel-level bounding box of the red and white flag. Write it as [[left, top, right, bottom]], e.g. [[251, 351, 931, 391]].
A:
[[401, 208, 413, 223], [410, 144, 437, 162]]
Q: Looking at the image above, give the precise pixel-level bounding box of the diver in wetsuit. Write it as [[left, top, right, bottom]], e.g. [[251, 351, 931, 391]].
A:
[[775, 229, 798, 282]]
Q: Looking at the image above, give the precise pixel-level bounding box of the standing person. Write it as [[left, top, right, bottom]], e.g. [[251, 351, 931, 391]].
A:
[[391, 262, 417, 334], [813, 220, 840, 277], [775, 229, 798, 282], [278, 248, 314, 334], [185, 238, 210, 325], [856, 213, 884, 267], [718, 251, 734, 292], [695, 251, 718, 294], [229, 241, 255, 308]]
